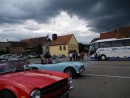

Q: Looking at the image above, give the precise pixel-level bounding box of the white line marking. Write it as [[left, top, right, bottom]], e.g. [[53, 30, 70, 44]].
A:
[[83, 74, 130, 79], [87, 66, 130, 69]]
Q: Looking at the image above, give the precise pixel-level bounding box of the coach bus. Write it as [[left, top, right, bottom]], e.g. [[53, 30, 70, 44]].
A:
[[89, 38, 130, 61]]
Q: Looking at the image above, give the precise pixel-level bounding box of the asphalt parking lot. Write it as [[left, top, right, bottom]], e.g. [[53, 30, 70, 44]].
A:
[[70, 61, 130, 98], [28, 58, 130, 98]]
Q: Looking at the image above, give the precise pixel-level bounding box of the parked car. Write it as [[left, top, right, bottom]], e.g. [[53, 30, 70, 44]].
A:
[[0, 54, 28, 61], [29, 58, 85, 77], [0, 61, 73, 98], [0, 54, 12, 59]]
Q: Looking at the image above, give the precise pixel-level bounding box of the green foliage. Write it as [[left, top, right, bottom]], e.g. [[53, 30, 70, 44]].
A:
[[35, 44, 43, 54], [78, 43, 90, 53], [0, 47, 10, 55], [0, 50, 6, 55]]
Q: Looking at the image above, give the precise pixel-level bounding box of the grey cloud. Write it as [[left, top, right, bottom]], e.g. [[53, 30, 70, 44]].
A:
[[0, 0, 56, 24], [50, 0, 130, 32], [0, 0, 130, 33]]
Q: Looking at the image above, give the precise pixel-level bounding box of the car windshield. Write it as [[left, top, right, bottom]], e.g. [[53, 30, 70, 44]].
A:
[[0, 61, 30, 74], [51, 58, 62, 64]]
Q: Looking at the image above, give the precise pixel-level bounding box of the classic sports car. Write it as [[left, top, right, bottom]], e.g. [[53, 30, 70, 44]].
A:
[[29, 58, 85, 77], [0, 61, 73, 98]]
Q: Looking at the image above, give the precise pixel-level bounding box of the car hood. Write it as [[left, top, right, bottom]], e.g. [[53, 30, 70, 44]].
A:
[[0, 70, 68, 88]]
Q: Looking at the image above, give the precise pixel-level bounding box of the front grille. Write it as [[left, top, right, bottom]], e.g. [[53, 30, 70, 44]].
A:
[[40, 78, 69, 97]]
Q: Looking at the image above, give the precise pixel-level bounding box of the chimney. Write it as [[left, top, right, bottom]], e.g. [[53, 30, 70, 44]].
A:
[[52, 34, 57, 40]]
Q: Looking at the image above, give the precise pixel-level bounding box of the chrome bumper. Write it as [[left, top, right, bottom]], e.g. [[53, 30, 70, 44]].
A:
[[79, 66, 85, 73]]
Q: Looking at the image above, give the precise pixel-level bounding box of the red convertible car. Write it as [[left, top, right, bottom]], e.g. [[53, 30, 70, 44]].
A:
[[0, 61, 73, 98]]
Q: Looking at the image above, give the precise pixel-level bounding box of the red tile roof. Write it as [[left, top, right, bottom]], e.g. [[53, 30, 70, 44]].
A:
[[9, 47, 26, 54], [100, 31, 116, 39], [100, 26, 130, 39], [50, 34, 73, 46], [21, 37, 51, 48]]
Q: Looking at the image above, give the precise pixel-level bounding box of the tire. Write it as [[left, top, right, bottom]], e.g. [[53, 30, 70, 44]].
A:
[[64, 68, 76, 77], [32, 67, 39, 70], [100, 55, 107, 61], [0, 90, 16, 98]]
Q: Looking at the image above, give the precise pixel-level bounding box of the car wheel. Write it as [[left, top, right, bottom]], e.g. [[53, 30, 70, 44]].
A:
[[0, 90, 16, 98], [32, 67, 39, 70], [64, 68, 76, 77], [100, 55, 107, 61]]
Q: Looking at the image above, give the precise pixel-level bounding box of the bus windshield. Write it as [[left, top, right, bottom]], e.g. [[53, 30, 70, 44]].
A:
[[89, 43, 98, 55]]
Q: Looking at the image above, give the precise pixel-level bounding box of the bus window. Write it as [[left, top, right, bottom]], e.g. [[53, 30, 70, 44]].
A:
[[124, 39, 130, 46], [99, 42, 105, 48], [99, 41, 111, 48], [105, 41, 111, 47], [95, 42, 99, 49], [112, 40, 123, 47]]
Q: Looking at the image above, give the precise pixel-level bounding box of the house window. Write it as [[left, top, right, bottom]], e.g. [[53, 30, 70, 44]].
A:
[[63, 45, 66, 50], [59, 46, 62, 50]]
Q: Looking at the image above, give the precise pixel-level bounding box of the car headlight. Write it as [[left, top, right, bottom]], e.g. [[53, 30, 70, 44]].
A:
[[30, 89, 41, 98]]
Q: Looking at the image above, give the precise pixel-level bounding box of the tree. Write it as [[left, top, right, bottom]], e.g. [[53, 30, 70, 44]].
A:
[[78, 43, 90, 53], [0, 50, 6, 55], [35, 44, 43, 55], [78, 43, 84, 53]]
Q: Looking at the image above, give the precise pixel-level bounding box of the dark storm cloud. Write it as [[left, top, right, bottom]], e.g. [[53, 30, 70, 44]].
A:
[[49, 0, 130, 32], [0, 0, 130, 33], [0, 0, 61, 24]]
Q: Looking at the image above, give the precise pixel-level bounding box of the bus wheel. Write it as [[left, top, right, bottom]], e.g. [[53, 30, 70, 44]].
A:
[[100, 55, 107, 61]]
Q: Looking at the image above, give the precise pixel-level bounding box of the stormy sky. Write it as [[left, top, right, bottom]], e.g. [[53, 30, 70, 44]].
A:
[[0, 0, 130, 44]]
